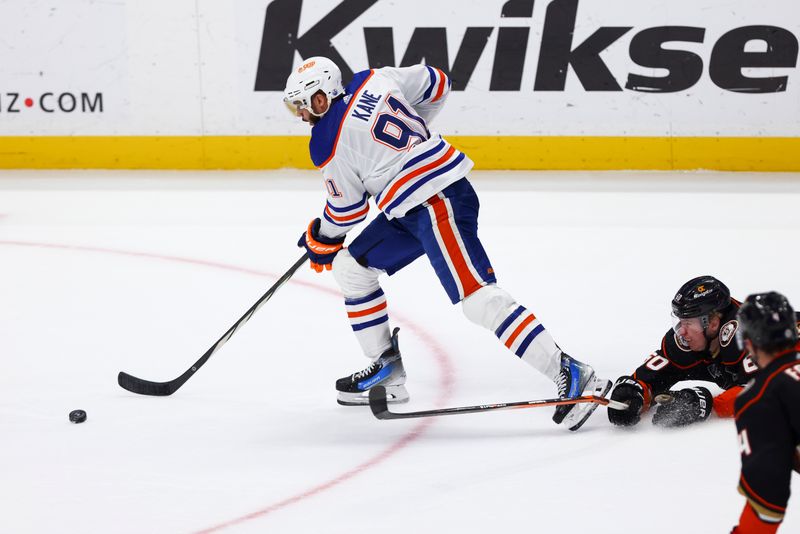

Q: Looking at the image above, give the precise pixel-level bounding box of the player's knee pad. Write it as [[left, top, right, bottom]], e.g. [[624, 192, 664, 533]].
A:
[[461, 284, 518, 331], [332, 249, 381, 296]]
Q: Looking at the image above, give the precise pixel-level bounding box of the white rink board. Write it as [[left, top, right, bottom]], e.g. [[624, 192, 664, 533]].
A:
[[0, 0, 798, 136]]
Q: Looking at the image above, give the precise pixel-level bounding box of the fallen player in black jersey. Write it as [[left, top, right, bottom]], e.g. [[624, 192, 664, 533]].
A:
[[607, 276, 761, 428]]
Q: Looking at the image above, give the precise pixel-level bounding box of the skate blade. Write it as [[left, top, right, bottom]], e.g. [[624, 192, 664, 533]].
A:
[[337, 385, 409, 406], [564, 377, 613, 431]]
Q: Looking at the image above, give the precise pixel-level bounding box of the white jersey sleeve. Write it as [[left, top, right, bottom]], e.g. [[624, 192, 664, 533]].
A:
[[317, 151, 370, 239]]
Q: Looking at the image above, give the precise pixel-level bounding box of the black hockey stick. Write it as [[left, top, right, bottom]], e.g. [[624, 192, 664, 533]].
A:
[[118, 253, 309, 396], [368, 385, 628, 420]]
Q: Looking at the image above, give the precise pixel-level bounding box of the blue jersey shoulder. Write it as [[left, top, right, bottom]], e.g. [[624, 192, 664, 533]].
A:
[[310, 70, 373, 167]]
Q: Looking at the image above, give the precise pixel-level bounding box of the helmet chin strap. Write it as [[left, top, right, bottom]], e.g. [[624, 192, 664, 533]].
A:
[[701, 314, 718, 344]]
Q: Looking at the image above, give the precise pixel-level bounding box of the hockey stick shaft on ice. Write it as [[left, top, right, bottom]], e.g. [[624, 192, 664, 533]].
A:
[[368, 386, 629, 420], [117, 253, 309, 396]]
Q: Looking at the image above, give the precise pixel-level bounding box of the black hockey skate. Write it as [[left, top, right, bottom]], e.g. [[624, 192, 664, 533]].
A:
[[552, 353, 612, 431], [336, 328, 409, 406]]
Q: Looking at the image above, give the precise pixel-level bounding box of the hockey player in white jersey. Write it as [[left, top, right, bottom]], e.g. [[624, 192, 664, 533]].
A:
[[284, 56, 610, 430]]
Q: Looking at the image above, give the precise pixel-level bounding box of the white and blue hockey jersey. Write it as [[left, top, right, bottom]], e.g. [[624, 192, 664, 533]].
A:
[[308, 65, 474, 238]]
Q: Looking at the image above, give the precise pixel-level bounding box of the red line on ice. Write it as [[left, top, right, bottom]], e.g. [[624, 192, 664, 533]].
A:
[[0, 239, 456, 533]]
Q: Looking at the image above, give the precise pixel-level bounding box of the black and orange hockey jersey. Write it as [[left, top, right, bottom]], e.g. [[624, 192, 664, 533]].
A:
[[630, 299, 758, 416], [733, 349, 800, 532]]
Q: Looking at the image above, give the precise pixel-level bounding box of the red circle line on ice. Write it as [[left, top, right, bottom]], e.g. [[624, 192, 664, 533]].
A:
[[0, 239, 456, 533]]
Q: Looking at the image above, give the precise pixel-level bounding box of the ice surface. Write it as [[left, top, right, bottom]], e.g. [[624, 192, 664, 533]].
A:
[[1, 170, 799, 534]]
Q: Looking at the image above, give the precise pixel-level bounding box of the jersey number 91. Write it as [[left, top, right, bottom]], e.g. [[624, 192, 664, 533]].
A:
[[371, 95, 429, 151]]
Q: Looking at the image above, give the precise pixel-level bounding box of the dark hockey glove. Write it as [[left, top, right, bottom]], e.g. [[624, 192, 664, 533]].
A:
[[607, 376, 644, 427], [652, 387, 713, 428], [297, 218, 345, 273]]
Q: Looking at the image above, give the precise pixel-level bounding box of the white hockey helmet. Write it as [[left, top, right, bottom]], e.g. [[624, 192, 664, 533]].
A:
[[283, 56, 344, 118]]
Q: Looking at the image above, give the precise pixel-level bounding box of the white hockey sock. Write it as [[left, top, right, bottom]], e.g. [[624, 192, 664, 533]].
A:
[[332, 249, 393, 358], [344, 288, 392, 358], [494, 304, 562, 381], [462, 285, 562, 381]]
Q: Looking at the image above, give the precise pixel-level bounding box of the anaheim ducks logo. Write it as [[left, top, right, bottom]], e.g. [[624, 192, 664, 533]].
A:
[[719, 320, 738, 347]]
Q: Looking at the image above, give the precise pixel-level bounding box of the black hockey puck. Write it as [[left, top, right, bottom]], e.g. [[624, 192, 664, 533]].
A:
[[69, 409, 87, 424]]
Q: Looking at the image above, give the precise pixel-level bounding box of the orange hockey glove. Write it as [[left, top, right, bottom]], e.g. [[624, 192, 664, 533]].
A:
[[297, 218, 345, 272]]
